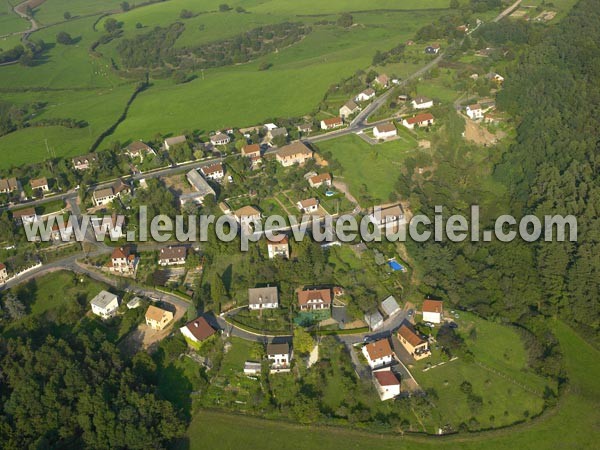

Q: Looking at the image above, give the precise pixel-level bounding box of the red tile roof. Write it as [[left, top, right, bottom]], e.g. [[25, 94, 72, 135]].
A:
[[423, 299, 443, 314], [297, 288, 331, 307], [405, 113, 434, 125], [398, 324, 425, 347], [364, 338, 394, 361], [374, 369, 400, 386], [184, 317, 216, 341]]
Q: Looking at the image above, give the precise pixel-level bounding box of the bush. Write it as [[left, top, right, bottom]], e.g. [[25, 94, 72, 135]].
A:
[[56, 31, 74, 45]]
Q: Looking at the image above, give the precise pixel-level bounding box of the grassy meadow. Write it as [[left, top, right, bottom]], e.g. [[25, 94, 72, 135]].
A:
[[0, 0, 29, 35]]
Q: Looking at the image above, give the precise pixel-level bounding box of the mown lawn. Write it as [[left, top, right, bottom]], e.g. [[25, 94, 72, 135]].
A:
[[180, 321, 600, 450]]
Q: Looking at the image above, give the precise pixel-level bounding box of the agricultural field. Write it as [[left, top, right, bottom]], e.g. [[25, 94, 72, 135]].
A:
[[0, 0, 454, 165], [316, 133, 418, 204], [0, 0, 29, 36]]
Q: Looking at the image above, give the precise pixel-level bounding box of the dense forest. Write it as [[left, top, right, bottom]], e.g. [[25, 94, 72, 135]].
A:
[[399, 0, 600, 373], [116, 21, 311, 70]]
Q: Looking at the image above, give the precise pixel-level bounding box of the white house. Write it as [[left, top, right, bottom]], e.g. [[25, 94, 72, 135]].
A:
[[92, 180, 130, 207], [308, 173, 332, 188], [201, 163, 225, 181], [297, 198, 319, 213], [339, 100, 360, 119], [180, 316, 217, 345], [381, 295, 401, 318], [298, 288, 332, 311], [372, 368, 401, 401], [373, 122, 397, 140], [72, 154, 97, 171], [362, 338, 395, 369], [248, 286, 279, 310], [425, 43, 440, 54], [422, 299, 444, 324], [466, 104, 483, 120], [373, 74, 389, 88], [158, 246, 187, 266], [267, 342, 292, 369], [244, 361, 262, 375], [12, 207, 38, 224], [210, 132, 230, 146], [267, 236, 290, 259], [402, 113, 435, 130], [90, 290, 119, 319], [411, 96, 433, 109], [0, 263, 8, 284], [364, 310, 384, 331], [355, 88, 376, 102], [321, 117, 343, 130], [108, 246, 137, 274], [30, 177, 49, 192]]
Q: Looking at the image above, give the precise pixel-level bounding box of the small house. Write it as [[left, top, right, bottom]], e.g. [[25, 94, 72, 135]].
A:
[[422, 299, 443, 324], [320, 117, 344, 130], [308, 173, 332, 188], [339, 100, 360, 119], [90, 290, 119, 319], [373, 122, 397, 140], [372, 368, 401, 401], [164, 135, 187, 150], [248, 286, 279, 310], [267, 342, 292, 369], [180, 316, 217, 345], [355, 88, 376, 102], [298, 288, 331, 311], [158, 246, 187, 266], [297, 198, 319, 213], [145, 305, 174, 331], [402, 113, 435, 130], [397, 323, 430, 360], [267, 235, 290, 259], [200, 162, 225, 181], [362, 338, 395, 369], [466, 104, 483, 120], [275, 141, 313, 167], [411, 96, 433, 110], [30, 177, 49, 192], [210, 132, 231, 146]]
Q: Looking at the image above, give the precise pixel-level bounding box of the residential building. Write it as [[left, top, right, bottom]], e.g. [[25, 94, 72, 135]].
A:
[[320, 117, 343, 130], [201, 162, 225, 181], [368, 204, 405, 227], [297, 198, 319, 213], [466, 104, 483, 120], [248, 286, 279, 310], [234, 205, 262, 227], [267, 235, 290, 259], [411, 96, 433, 109], [210, 132, 230, 146], [355, 88, 376, 102], [158, 246, 187, 266], [308, 173, 332, 188], [297, 123, 313, 134], [373, 74, 389, 88], [267, 127, 288, 141], [275, 141, 313, 167], [373, 122, 397, 139], [181, 169, 216, 205], [92, 180, 130, 206], [164, 135, 187, 150], [362, 338, 395, 369], [30, 177, 49, 192], [397, 323, 430, 360], [241, 143, 261, 159], [126, 141, 155, 159], [422, 299, 444, 324], [127, 297, 142, 309], [12, 207, 38, 224], [90, 290, 119, 319], [0, 263, 8, 284], [244, 361, 262, 375], [145, 305, 174, 330], [486, 72, 505, 84], [402, 113, 435, 130], [108, 246, 137, 274], [372, 368, 401, 401], [365, 310, 384, 331], [425, 43, 441, 54], [180, 316, 217, 345], [298, 288, 332, 311], [264, 123, 278, 131], [0, 177, 19, 194], [267, 342, 292, 369], [339, 100, 360, 119], [381, 295, 401, 318], [72, 153, 97, 170]]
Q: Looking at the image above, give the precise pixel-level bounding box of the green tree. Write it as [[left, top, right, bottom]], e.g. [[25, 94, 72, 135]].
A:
[[63, 11, 71, 20], [293, 327, 315, 355], [337, 12, 353, 28], [56, 31, 73, 45]]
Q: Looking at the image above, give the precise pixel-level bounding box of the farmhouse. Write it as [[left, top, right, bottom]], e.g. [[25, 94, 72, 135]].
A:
[[398, 323, 430, 360], [381, 295, 401, 318], [373, 122, 397, 139], [425, 43, 441, 54], [362, 338, 395, 369], [355, 88, 376, 102], [320, 117, 343, 130], [298, 288, 332, 311], [181, 169, 216, 205], [308, 173, 332, 188], [90, 291, 119, 319], [275, 141, 313, 167], [402, 113, 435, 130], [267, 342, 292, 369], [180, 316, 217, 345], [364, 310, 384, 330], [297, 198, 319, 213], [0, 177, 19, 193], [234, 205, 262, 226], [12, 207, 38, 224], [72, 153, 97, 170], [108, 246, 137, 274], [422, 299, 444, 324], [30, 177, 49, 192], [466, 104, 483, 120], [267, 235, 290, 259], [126, 141, 155, 159], [145, 305, 173, 331], [339, 100, 360, 119], [373, 74, 389, 88], [92, 180, 130, 206], [164, 135, 187, 150], [158, 245, 187, 266], [372, 368, 401, 401], [210, 132, 230, 146], [368, 204, 405, 227], [201, 162, 225, 181], [411, 96, 433, 109], [248, 286, 279, 310]]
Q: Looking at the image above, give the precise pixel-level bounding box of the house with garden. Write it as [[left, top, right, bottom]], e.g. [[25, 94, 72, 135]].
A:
[[372, 368, 401, 401], [397, 323, 430, 360], [145, 305, 174, 331], [362, 338, 395, 369], [90, 291, 119, 319], [180, 316, 217, 346], [248, 286, 279, 310]]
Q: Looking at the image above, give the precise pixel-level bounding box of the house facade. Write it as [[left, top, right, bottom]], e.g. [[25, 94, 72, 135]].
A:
[[0, 263, 8, 284], [267, 236, 290, 259], [12, 207, 38, 224], [145, 305, 174, 330], [126, 141, 156, 159], [297, 198, 319, 213], [362, 338, 395, 369], [92, 181, 130, 207], [180, 316, 217, 345], [402, 113, 435, 130], [373, 122, 397, 139], [164, 135, 187, 150], [372, 368, 401, 401], [248, 286, 279, 310], [267, 342, 292, 369], [368, 204, 405, 227], [0, 177, 19, 194], [422, 299, 444, 324], [275, 141, 313, 167], [308, 173, 332, 188], [72, 153, 97, 170], [108, 246, 137, 274], [159, 246, 187, 266], [466, 104, 483, 120], [373, 74, 389, 88], [201, 163, 225, 181], [411, 96, 433, 109], [339, 100, 360, 119], [355, 88, 375, 102], [298, 288, 332, 311], [210, 133, 231, 146], [30, 177, 49, 192], [234, 205, 262, 227], [398, 324, 430, 360], [90, 290, 119, 319], [320, 117, 343, 130]]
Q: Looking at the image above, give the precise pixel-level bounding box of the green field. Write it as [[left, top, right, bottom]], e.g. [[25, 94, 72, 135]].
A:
[[32, 0, 123, 25], [317, 133, 417, 204], [0, 0, 29, 36], [181, 321, 600, 450]]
